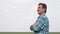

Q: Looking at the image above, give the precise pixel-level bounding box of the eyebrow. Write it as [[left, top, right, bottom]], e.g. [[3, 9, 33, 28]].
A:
[[38, 6, 42, 8]]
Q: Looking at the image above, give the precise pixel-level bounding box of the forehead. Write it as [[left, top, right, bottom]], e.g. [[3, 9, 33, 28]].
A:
[[38, 5, 42, 7]]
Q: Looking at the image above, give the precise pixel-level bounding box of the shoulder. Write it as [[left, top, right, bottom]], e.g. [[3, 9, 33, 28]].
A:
[[40, 15, 49, 21]]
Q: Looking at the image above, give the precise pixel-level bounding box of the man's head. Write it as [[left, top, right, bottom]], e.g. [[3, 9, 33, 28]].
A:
[[37, 3, 47, 15]]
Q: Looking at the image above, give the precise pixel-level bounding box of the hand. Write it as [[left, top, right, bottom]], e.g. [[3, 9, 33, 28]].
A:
[[31, 23, 36, 26]]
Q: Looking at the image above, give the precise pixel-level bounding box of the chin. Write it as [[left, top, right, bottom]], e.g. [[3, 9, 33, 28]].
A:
[[38, 13, 42, 15], [38, 13, 40, 15]]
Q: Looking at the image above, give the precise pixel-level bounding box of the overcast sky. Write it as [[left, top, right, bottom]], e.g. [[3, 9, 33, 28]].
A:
[[0, 0, 60, 32]]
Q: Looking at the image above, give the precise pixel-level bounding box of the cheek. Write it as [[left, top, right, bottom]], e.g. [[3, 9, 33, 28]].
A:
[[38, 8, 42, 10], [37, 8, 45, 13], [39, 9, 43, 12], [37, 9, 42, 13]]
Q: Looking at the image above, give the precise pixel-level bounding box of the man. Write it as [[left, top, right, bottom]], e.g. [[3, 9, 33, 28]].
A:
[[30, 3, 49, 34]]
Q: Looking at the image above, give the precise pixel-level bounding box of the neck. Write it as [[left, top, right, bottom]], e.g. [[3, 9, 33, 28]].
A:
[[39, 13, 46, 16]]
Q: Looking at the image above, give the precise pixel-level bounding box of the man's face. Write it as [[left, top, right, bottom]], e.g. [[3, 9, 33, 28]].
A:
[[37, 5, 45, 15]]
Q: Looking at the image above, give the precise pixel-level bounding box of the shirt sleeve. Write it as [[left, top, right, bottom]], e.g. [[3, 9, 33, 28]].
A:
[[32, 16, 49, 31]]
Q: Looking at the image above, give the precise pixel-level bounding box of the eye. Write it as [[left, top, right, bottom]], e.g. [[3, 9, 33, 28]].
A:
[[38, 7, 41, 8]]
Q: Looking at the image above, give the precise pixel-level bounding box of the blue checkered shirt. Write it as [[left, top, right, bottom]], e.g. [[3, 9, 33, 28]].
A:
[[30, 13, 49, 34]]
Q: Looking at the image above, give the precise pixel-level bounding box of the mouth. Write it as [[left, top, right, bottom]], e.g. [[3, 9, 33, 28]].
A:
[[37, 10, 39, 11]]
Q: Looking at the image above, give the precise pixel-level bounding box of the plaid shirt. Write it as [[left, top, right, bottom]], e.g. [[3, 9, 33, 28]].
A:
[[30, 13, 49, 34]]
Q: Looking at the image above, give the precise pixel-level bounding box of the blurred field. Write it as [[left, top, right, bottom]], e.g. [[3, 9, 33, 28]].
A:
[[0, 32, 60, 34]]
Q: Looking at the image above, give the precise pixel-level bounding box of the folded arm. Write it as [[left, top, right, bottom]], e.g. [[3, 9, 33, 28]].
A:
[[30, 17, 48, 32]]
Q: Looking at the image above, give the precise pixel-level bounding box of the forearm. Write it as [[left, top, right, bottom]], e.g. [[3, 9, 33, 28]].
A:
[[30, 23, 37, 31], [30, 23, 40, 31]]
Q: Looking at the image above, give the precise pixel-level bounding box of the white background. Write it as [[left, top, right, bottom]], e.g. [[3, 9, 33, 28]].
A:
[[0, 0, 60, 32]]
